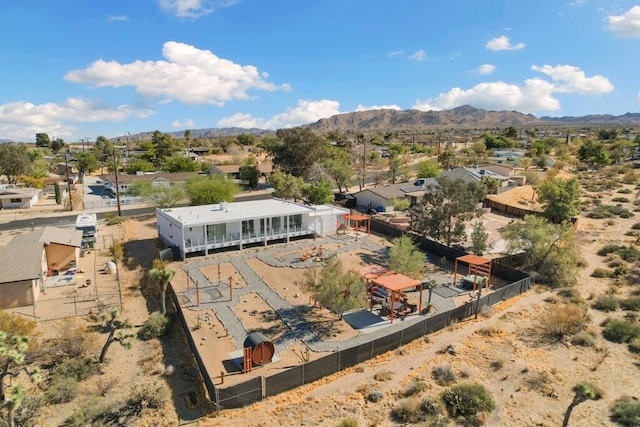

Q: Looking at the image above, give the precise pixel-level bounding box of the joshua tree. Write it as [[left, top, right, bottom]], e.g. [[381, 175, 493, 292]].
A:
[[149, 266, 176, 315], [99, 309, 133, 363], [3, 384, 23, 427], [562, 382, 603, 427]]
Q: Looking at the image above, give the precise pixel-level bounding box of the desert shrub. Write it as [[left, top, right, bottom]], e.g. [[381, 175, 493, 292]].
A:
[[598, 244, 623, 256], [137, 312, 169, 340], [629, 338, 640, 354], [602, 319, 640, 344], [47, 376, 79, 404], [374, 371, 393, 381], [367, 390, 383, 403], [618, 188, 633, 194], [53, 323, 95, 359], [51, 357, 99, 381], [612, 197, 630, 203], [392, 398, 426, 423], [632, 222, 640, 230], [588, 205, 634, 219], [571, 332, 596, 347], [557, 288, 585, 304], [539, 304, 589, 342], [592, 268, 615, 278], [125, 382, 169, 413], [105, 212, 126, 226], [478, 323, 502, 337], [610, 396, 640, 426], [441, 383, 495, 423], [403, 380, 428, 397], [65, 397, 113, 427], [336, 417, 358, 427], [110, 239, 124, 261], [432, 365, 457, 386], [593, 296, 620, 312], [620, 297, 640, 312], [490, 360, 504, 371], [420, 397, 443, 417]]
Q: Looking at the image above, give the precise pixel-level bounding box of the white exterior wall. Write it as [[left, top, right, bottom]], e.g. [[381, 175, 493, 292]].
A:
[[0, 193, 39, 209], [156, 210, 184, 251]]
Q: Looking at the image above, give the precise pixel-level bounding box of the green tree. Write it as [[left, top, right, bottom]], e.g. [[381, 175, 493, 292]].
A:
[[388, 155, 409, 184], [269, 170, 303, 200], [502, 215, 578, 287], [322, 146, 353, 193], [578, 140, 611, 167], [98, 309, 133, 363], [240, 155, 260, 188], [388, 235, 425, 279], [161, 156, 198, 173], [389, 197, 410, 212], [481, 176, 501, 194], [76, 152, 99, 183], [537, 177, 581, 224], [267, 128, 325, 177], [125, 158, 155, 175], [128, 181, 186, 208], [470, 221, 489, 255], [0, 332, 28, 401], [301, 254, 366, 319], [562, 383, 602, 427], [302, 177, 333, 205], [236, 133, 256, 146], [35, 133, 50, 148], [437, 147, 458, 170], [598, 129, 617, 141], [94, 135, 115, 166], [0, 144, 32, 185], [149, 265, 176, 315], [408, 177, 487, 246], [3, 383, 24, 427], [54, 182, 61, 204], [151, 131, 179, 167], [415, 159, 442, 178], [49, 138, 65, 154], [186, 174, 239, 206]]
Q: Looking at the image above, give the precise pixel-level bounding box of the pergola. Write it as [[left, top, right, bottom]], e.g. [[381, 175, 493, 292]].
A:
[[354, 264, 423, 323], [347, 213, 370, 239], [453, 254, 492, 291]]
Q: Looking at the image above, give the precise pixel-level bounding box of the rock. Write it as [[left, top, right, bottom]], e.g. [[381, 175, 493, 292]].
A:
[[367, 390, 384, 403]]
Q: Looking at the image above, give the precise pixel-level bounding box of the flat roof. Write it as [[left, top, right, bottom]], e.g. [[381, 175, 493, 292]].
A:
[[372, 273, 421, 292], [158, 199, 349, 226]]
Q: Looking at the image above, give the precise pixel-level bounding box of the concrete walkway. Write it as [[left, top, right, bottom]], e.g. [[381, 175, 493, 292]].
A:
[[181, 235, 456, 355]]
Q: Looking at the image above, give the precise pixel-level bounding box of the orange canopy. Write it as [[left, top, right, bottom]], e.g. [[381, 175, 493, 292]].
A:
[[372, 273, 421, 292], [349, 214, 369, 221], [456, 254, 491, 266]]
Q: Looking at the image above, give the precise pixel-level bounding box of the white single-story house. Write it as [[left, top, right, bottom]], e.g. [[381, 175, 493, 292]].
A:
[[0, 226, 82, 309], [156, 199, 350, 259], [0, 187, 42, 209]]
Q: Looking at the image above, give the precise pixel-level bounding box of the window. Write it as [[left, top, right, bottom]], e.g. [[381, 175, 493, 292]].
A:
[[288, 214, 302, 229], [10, 198, 21, 203], [206, 223, 226, 241], [242, 220, 255, 236], [271, 216, 281, 232]]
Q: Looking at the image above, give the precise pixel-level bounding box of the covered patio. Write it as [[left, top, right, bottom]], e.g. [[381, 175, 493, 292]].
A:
[[453, 254, 492, 291], [354, 264, 423, 323]]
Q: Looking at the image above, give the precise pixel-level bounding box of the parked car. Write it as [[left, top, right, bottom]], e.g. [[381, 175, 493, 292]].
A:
[[334, 193, 356, 208]]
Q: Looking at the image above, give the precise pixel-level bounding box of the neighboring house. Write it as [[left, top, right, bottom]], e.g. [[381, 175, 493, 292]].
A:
[[55, 162, 78, 176], [0, 187, 42, 209], [209, 161, 273, 181], [354, 181, 436, 213], [100, 172, 201, 195], [0, 226, 82, 309], [156, 198, 350, 259], [440, 167, 512, 191]]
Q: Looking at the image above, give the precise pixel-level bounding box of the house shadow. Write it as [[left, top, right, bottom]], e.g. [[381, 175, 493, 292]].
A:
[[123, 238, 159, 271], [357, 249, 389, 267]]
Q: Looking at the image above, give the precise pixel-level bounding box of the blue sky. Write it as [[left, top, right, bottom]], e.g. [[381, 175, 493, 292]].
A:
[[1, 0, 639, 142]]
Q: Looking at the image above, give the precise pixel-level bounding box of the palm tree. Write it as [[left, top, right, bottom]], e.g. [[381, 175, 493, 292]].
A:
[[149, 267, 176, 315], [562, 382, 603, 427]]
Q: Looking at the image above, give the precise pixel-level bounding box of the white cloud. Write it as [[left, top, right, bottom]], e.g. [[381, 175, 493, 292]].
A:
[[606, 6, 640, 37], [355, 104, 402, 111], [485, 35, 526, 51], [409, 49, 427, 61], [65, 41, 290, 106], [387, 50, 405, 57], [413, 79, 559, 113], [157, 0, 237, 19], [171, 118, 195, 128], [531, 64, 614, 94], [567, 0, 586, 6], [412, 64, 613, 114], [637, 92, 640, 104], [475, 64, 496, 75], [108, 15, 128, 22], [218, 99, 341, 129], [0, 98, 152, 141]]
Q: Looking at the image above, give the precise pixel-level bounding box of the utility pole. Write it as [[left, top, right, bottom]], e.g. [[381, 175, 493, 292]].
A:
[[361, 133, 366, 190], [112, 149, 122, 216], [64, 150, 73, 211]]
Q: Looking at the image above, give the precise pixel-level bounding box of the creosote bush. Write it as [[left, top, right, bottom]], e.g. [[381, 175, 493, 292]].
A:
[[392, 398, 426, 423], [628, 337, 640, 354], [571, 332, 596, 347], [51, 357, 99, 381], [336, 417, 358, 427], [602, 319, 640, 344], [538, 304, 589, 342], [610, 396, 640, 426], [402, 380, 428, 397], [47, 376, 79, 404], [620, 297, 640, 312], [64, 397, 113, 427], [373, 371, 393, 382], [593, 296, 620, 312]]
